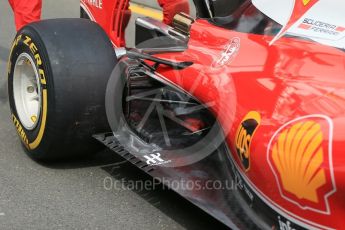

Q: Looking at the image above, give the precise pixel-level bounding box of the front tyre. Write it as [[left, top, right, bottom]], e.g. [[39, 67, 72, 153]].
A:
[[8, 19, 116, 160]]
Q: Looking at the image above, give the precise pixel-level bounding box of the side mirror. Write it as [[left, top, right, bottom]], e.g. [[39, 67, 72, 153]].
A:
[[193, 0, 245, 18], [134, 17, 188, 51], [210, 0, 244, 17], [192, 0, 213, 18]]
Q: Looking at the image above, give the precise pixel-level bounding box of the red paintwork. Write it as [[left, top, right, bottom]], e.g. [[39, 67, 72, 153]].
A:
[[81, 0, 189, 46], [154, 20, 345, 229], [81, 1, 345, 228], [81, 0, 127, 46]]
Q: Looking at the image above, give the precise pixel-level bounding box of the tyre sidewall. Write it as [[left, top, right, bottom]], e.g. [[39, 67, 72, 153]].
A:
[[8, 29, 54, 158]]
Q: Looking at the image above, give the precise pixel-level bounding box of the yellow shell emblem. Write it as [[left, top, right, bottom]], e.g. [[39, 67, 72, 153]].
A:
[[268, 116, 336, 214], [271, 121, 325, 202]]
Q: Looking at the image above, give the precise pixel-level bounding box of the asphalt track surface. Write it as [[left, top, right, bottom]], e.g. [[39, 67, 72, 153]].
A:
[[0, 1, 228, 229]]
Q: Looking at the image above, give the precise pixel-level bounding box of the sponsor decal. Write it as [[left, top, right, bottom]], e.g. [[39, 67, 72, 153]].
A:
[[9, 35, 48, 150], [227, 146, 310, 230], [82, 0, 102, 9], [22, 36, 47, 86], [12, 114, 29, 147], [144, 152, 171, 166], [212, 37, 240, 68], [8, 35, 22, 75], [278, 216, 298, 230], [230, 161, 254, 202], [235, 111, 261, 171], [268, 115, 336, 214], [298, 18, 345, 36], [270, 0, 319, 44], [226, 141, 333, 230]]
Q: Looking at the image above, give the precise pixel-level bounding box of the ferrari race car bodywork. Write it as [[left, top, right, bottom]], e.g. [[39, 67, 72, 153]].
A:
[[8, 0, 345, 229], [81, 0, 345, 229]]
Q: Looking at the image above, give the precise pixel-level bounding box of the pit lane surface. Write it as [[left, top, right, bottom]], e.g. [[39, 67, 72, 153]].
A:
[[0, 1, 227, 229]]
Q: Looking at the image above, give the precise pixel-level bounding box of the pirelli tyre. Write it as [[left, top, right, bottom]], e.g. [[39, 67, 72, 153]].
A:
[[7, 19, 116, 160]]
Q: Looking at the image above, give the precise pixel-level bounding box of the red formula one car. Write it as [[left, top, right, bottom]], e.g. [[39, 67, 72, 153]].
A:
[[7, 0, 345, 229]]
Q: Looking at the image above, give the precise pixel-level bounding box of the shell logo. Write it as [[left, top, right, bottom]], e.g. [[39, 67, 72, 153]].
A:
[[267, 115, 336, 214]]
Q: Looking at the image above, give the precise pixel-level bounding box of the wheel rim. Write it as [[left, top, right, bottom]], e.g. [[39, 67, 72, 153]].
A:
[[13, 53, 42, 130]]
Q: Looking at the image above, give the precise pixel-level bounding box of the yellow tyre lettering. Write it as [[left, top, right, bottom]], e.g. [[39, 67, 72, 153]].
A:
[[15, 35, 22, 45], [38, 69, 47, 85], [8, 35, 22, 75], [29, 89, 47, 150], [23, 36, 31, 47], [12, 114, 29, 147], [11, 34, 48, 150], [12, 87, 48, 151], [30, 43, 38, 55], [8, 42, 15, 75], [34, 53, 42, 66]]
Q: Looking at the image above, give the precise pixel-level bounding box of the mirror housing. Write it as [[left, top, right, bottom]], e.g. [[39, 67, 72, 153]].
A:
[[193, 0, 245, 18]]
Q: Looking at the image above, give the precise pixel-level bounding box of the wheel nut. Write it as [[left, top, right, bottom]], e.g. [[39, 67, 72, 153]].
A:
[[27, 86, 35, 93]]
